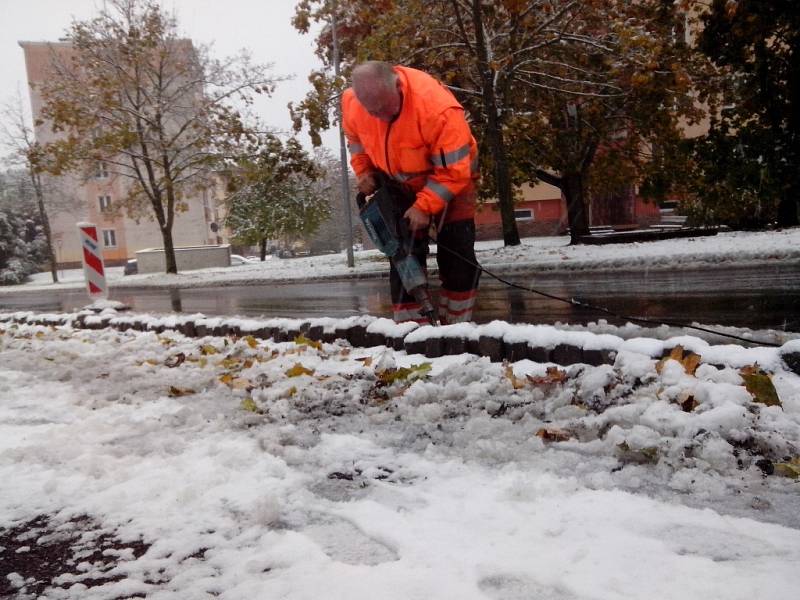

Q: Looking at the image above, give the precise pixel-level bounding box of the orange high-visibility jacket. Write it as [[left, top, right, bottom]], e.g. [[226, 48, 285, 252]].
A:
[[342, 66, 478, 222]]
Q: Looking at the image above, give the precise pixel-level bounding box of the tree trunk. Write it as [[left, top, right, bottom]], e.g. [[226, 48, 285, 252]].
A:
[[564, 172, 590, 244], [30, 172, 57, 283], [259, 238, 267, 261], [776, 190, 799, 227], [470, 0, 520, 246], [161, 226, 177, 274]]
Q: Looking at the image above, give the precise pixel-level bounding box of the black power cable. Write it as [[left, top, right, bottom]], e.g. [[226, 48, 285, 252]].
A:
[[432, 238, 783, 348]]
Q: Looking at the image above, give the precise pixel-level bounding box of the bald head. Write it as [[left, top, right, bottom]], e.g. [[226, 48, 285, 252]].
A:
[[351, 61, 402, 122]]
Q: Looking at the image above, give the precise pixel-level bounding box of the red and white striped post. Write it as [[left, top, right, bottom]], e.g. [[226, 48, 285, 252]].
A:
[[77, 222, 108, 300]]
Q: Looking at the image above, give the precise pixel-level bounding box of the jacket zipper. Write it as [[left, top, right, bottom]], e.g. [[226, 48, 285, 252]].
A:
[[384, 119, 394, 177]]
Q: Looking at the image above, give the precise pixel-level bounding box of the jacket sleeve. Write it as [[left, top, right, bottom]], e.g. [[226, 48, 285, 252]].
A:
[[341, 90, 376, 178], [414, 107, 475, 216]]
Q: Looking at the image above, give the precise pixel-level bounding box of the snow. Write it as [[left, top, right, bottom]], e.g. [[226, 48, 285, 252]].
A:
[[2, 316, 799, 599], [8, 228, 800, 294]]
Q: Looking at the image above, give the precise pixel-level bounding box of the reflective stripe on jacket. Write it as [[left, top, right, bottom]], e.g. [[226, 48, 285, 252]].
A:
[[342, 66, 478, 222]]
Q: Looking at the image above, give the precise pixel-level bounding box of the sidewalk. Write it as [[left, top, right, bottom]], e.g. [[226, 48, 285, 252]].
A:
[[5, 228, 800, 294]]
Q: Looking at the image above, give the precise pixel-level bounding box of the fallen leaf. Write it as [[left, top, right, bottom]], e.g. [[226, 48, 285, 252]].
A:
[[219, 373, 234, 386], [168, 385, 196, 397], [377, 362, 432, 385], [243, 335, 259, 349], [616, 441, 659, 464], [286, 386, 297, 397], [740, 367, 781, 408], [164, 352, 186, 368], [773, 458, 800, 479], [504, 363, 525, 389], [145, 359, 159, 366], [219, 357, 242, 370], [527, 366, 568, 385], [286, 363, 315, 377], [295, 334, 323, 351], [536, 427, 571, 442], [240, 397, 261, 413], [200, 344, 218, 355], [678, 394, 700, 412], [356, 356, 373, 367]]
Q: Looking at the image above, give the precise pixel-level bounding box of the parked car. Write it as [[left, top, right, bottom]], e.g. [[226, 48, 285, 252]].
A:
[[123, 259, 138, 275], [230, 254, 254, 266]]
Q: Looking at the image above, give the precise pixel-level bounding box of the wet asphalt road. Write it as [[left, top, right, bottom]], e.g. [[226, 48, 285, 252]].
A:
[[1, 264, 798, 332]]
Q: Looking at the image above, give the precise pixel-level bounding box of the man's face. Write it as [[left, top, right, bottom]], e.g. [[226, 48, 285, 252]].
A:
[[359, 80, 402, 122]]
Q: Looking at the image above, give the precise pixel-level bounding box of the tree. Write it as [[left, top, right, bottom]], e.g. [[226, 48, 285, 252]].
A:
[[0, 206, 47, 285], [37, 0, 280, 273], [291, 1, 697, 244], [225, 135, 330, 259], [0, 92, 59, 282], [692, 0, 799, 228]]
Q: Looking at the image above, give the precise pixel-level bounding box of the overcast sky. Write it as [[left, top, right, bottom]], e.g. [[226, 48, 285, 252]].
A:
[[0, 0, 338, 150]]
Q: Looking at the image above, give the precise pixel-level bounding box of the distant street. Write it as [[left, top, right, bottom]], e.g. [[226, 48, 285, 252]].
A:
[[2, 263, 798, 333]]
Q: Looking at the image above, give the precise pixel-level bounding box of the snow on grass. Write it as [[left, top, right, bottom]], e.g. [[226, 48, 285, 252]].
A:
[[6, 228, 800, 294], [1, 322, 799, 599]]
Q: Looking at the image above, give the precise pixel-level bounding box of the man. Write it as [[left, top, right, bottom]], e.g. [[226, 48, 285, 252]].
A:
[[342, 61, 480, 324]]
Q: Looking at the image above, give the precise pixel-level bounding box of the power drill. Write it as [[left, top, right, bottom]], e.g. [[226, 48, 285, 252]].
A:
[[356, 177, 438, 326]]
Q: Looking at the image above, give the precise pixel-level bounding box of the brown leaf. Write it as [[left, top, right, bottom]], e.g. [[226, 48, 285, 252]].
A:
[[355, 356, 373, 367], [679, 393, 699, 412], [168, 385, 196, 397], [527, 366, 568, 385], [535, 427, 571, 442], [164, 352, 186, 368]]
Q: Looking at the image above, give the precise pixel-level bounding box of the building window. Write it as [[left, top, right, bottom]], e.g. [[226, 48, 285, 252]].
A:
[[102, 229, 117, 247], [96, 162, 109, 178], [98, 195, 112, 212], [514, 209, 534, 221]]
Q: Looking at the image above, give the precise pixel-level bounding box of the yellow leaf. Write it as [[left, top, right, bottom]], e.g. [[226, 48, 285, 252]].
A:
[[377, 362, 432, 385], [244, 335, 259, 349], [145, 359, 159, 366], [240, 397, 261, 413], [220, 357, 242, 370], [201, 344, 218, 355], [504, 363, 525, 389], [741, 367, 781, 408], [773, 458, 800, 479], [168, 385, 196, 397], [35, 331, 45, 339], [286, 386, 297, 397], [286, 363, 315, 377], [219, 373, 234, 386], [356, 356, 373, 367], [295, 334, 322, 351]]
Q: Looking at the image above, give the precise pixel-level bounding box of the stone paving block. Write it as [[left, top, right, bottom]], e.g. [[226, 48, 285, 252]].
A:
[[552, 343, 582, 366], [478, 336, 504, 362], [444, 337, 468, 355], [424, 337, 443, 358]]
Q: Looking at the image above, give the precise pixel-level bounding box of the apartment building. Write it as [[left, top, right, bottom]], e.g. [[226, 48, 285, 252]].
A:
[[19, 41, 229, 267]]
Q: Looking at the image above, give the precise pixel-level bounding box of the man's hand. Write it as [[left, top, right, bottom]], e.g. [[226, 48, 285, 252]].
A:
[[357, 172, 378, 195], [404, 205, 430, 231]]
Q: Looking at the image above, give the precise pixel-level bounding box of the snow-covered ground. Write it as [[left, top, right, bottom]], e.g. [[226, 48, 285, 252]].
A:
[[1, 317, 799, 599], [9, 228, 800, 293]]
